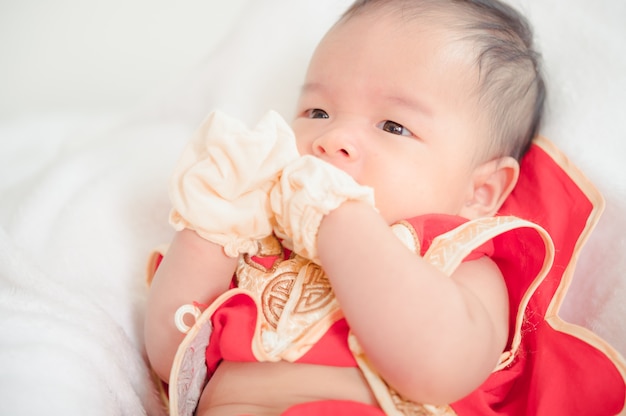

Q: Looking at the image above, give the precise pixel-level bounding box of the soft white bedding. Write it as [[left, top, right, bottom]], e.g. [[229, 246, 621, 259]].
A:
[[0, 1, 624, 414]]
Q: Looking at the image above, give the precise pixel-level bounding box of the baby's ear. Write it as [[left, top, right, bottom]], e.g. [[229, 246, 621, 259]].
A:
[[460, 156, 519, 219]]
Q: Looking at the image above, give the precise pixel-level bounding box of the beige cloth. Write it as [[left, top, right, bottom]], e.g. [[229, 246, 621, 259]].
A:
[[169, 110, 298, 257], [270, 155, 375, 263]]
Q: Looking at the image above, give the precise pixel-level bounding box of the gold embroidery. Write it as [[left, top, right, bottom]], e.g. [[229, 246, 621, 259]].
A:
[[236, 235, 342, 361], [424, 216, 511, 275], [294, 262, 334, 313], [262, 270, 296, 329], [258, 261, 334, 329]]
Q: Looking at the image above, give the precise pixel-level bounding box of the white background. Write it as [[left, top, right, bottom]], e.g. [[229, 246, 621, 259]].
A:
[[0, 0, 247, 119]]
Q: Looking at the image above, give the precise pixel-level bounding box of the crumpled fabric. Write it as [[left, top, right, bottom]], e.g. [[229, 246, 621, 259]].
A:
[[270, 155, 375, 264], [169, 110, 298, 257]]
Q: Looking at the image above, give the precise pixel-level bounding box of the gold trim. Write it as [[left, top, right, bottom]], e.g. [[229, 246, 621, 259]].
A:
[[534, 136, 626, 408]]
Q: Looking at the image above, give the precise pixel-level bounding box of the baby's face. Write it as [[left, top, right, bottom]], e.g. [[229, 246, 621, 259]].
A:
[[293, 11, 489, 223]]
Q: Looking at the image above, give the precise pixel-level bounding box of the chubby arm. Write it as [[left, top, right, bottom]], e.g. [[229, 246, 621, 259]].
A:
[[317, 201, 509, 405], [145, 110, 299, 381], [144, 229, 237, 382]]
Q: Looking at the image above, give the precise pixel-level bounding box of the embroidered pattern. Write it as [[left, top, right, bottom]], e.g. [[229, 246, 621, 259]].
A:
[[262, 270, 297, 328], [237, 236, 342, 361]]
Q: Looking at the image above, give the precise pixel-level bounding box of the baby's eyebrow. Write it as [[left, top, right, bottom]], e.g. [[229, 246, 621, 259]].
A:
[[300, 82, 326, 95], [382, 93, 433, 117], [300, 82, 432, 117]]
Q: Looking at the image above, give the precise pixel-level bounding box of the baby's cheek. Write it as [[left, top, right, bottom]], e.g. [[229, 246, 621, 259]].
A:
[[290, 121, 312, 156], [293, 138, 313, 156]]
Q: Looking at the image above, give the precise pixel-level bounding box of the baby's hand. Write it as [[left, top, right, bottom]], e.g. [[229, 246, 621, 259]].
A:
[[270, 155, 375, 263], [169, 110, 298, 257]]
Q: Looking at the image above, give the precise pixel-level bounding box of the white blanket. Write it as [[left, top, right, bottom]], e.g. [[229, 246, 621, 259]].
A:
[[1, 1, 624, 414]]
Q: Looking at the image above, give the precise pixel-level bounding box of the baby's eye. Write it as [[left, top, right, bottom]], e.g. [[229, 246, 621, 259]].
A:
[[306, 108, 329, 119], [378, 120, 412, 137]]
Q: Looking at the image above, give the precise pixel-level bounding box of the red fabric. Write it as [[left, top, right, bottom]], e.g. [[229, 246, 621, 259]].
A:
[[452, 142, 626, 415], [280, 400, 386, 416]]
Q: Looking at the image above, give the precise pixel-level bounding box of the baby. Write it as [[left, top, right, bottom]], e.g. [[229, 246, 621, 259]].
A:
[[144, 1, 625, 415]]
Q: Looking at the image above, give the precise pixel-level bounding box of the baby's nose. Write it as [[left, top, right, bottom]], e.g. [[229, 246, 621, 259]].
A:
[[312, 129, 358, 160]]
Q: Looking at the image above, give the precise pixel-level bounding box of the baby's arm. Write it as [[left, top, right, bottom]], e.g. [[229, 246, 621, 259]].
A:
[[144, 229, 236, 381], [144, 110, 299, 382], [317, 201, 509, 405]]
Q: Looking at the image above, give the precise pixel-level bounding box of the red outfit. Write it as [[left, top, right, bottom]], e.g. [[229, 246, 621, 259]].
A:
[[452, 138, 626, 415], [160, 137, 625, 415]]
